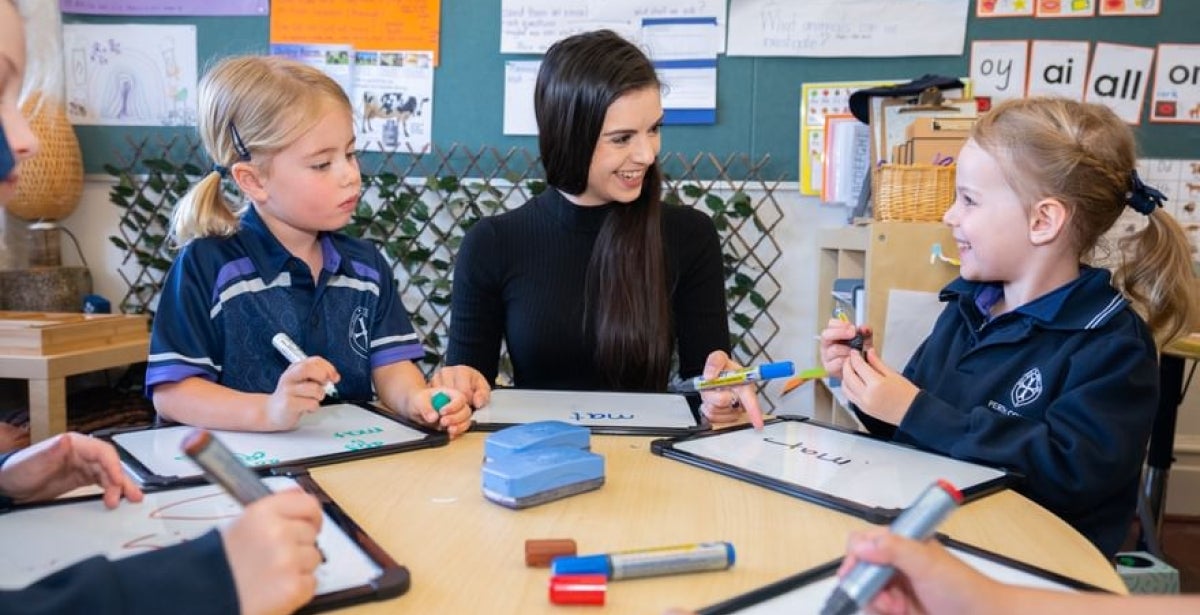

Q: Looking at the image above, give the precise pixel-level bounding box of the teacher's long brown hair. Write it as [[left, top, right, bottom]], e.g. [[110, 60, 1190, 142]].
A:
[[535, 30, 671, 391]]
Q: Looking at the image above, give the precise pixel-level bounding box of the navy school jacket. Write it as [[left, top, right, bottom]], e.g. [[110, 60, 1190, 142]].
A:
[[857, 266, 1158, 558]]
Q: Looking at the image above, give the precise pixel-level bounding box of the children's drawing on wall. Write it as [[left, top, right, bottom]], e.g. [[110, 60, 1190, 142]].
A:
[[353, 50, 434, 153], [62, 24, 198, 127]]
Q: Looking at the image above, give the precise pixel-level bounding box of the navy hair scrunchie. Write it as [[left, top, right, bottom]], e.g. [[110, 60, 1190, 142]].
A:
[[212, 164, 230, 178], [1126, 170, 1167, 216]]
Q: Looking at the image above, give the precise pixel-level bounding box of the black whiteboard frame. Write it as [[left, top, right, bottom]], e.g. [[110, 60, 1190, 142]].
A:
[[96, 401, 447, 490], [696, 535, 1109, 614], [469, 388, 709, 437], [650, 416, 1014, 523], [2, 469, 410, 613]]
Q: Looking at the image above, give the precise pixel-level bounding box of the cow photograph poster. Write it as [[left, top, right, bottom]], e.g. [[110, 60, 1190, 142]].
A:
[[270, 44, 435, 153]]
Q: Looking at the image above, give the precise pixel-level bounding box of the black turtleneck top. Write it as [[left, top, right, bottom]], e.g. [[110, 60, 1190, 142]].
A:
[[447, 188, 730, 390]]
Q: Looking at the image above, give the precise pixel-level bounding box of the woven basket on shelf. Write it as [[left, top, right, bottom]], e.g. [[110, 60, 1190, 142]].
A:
[[8, 93, 84, 222], [872, 164, 956, 222]]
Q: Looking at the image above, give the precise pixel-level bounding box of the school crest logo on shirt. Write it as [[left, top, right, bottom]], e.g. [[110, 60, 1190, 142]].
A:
[[349, 307, 370, 359], [1011, 368, 1043, 408]]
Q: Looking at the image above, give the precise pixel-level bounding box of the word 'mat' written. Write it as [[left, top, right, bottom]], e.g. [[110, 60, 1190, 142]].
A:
[[570, 411, 634, 421], [763, 437, 851, 466], [333, 426, 384, 438]]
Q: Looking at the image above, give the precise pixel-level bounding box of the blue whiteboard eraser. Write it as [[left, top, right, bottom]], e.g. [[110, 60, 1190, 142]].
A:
[[484, 420, 590, 463], [482, 447, 604, 509]]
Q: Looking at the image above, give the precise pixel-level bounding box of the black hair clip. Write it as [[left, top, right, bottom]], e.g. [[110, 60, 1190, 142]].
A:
[[229, 121, 251, 161], [1126, 169, 1166, 216]]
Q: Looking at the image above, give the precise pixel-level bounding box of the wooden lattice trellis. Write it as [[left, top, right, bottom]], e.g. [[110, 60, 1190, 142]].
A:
[[106, 138, 786, 406]]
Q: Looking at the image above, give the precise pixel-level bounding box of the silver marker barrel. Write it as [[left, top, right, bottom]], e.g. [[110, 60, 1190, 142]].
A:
[[181, 429, 272, 504], [819, 480, 963, 615], [182, 429, 327, 563]]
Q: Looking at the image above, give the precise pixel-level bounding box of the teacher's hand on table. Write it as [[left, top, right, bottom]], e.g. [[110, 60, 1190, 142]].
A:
[[0, 432, 143, 509], [222, 489, 323, 615], [697, 350, 764, 429]]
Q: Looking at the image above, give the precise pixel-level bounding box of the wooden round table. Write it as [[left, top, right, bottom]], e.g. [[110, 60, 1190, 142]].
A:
[[311, 432, 1125, 613]]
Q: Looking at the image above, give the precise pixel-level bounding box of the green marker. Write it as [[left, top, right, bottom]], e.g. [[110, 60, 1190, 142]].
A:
[[432, 391, 451, 414]]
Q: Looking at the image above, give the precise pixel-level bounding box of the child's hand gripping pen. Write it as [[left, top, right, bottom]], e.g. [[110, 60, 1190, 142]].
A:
[[819, 480, 963, 615], [835, 308, 865, 356], [271, 332, 339, 399], [669, 361, 795, 394]]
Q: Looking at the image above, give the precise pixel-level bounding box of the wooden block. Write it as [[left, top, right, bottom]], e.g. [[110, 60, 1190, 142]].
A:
[[0, 311, 149, 356]]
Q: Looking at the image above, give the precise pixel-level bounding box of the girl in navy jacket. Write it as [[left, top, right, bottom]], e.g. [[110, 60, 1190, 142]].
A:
[[821, 97, 1197, 558]]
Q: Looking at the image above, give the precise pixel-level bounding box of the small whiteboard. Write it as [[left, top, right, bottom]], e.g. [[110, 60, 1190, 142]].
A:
[[471, 389, 705, 436], [652, 417, 1012, 522], [102, 402, 446, 488], [0, 473, 408, 612], [697, 536, 1106, 614]]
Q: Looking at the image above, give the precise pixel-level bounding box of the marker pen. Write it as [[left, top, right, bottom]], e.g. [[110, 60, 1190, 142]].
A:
[[551, 541, 734, 580], [819, 480, 963, 615], [271, 332, 339, 399], [670, 361, 795, 394], [182, 429, 326, 562]]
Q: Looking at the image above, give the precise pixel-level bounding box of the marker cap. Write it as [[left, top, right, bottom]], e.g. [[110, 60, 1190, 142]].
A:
[[551, 553, 610, 577], [525, 538, 577, 567], [548, 574, 606, 605], [935, 479, 964, 504], [760, 361, 796, 380]]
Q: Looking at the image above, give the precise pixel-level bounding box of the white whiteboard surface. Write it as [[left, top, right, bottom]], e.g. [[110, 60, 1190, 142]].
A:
[[707, 544, 1083, 614], [112, 403, 431, 480], [669, 419, 1007, 511], [0, 477, 382, 594], [473, 389, 700, 431]]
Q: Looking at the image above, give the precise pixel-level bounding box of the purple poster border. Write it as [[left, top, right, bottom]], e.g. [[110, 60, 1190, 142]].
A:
[[60, 0, 267, 16]]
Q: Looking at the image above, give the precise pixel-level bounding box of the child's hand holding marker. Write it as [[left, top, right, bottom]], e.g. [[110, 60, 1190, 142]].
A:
[[819, 313, 872, 381], [418, 389, 471, 438], [271, 333, 340, 399], [263, 333, 341, 431]]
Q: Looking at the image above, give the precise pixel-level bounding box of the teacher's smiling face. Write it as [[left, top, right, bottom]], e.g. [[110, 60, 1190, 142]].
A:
[[0, 0, 39, 206], [571, 85, 663, 207]]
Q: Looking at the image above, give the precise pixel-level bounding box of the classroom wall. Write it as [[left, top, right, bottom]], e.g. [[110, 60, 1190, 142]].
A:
[[66, 1, 1200, 178]]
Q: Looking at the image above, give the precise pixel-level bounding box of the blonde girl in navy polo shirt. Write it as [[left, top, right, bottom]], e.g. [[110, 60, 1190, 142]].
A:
[[821, 97, 1197, 558], [147, 56, 471, 437]]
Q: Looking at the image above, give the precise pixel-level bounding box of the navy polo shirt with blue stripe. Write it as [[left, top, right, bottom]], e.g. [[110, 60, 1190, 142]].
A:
[[147, 207, 423, 400]]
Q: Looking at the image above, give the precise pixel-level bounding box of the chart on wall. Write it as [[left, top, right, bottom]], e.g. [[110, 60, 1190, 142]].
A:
[[62, 24, 198, 127]]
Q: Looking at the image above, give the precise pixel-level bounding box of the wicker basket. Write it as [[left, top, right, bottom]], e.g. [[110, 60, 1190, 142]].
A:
[[8, 93, 84, 222], [872, 164, 956, 222]]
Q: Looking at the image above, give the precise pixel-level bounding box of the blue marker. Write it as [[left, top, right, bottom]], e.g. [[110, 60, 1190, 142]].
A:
[[670, 361, 795, 394], [819, 480, 963, 615], [551, 541, 734, 580]]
